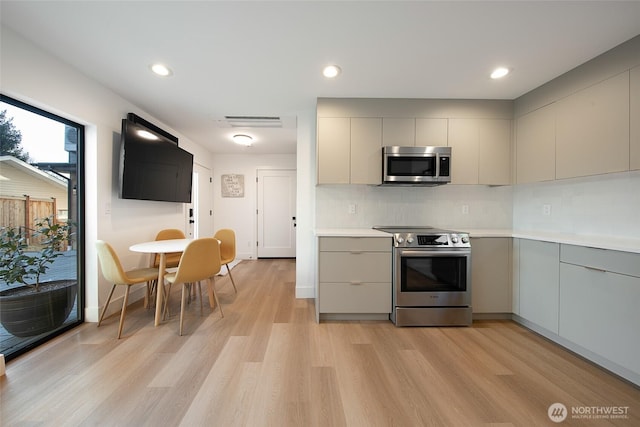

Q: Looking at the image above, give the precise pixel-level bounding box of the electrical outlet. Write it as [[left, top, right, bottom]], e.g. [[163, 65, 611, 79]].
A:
[[348, 204, 357, 214], [462, 204, 469, 215], [543, 204, 551, 216]]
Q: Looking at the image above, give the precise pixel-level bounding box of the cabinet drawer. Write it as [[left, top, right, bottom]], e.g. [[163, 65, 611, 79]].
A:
[[560, 244, 640, 278], [319, 252, 391, 283], [319, 237, 391, 252], [319, 282, 391, 313], [559, 263, 640, 374]]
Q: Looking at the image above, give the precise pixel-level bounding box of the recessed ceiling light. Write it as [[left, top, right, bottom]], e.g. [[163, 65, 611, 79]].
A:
[[232, 134, 253, 146], [323, 64, 341, 78], [490, 67, 510, 79], [150, 63, 173, 77]]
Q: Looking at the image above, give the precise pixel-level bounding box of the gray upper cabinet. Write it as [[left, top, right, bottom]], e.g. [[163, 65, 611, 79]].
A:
[[555, 71, 630, 179], [478, 119, 511, 185], [317, 117, 382, 185], [415, 118, 448, 147], [448, 119, 479, 185], [317, 117, 350, 184], [316, 98, 512, 186], [449, 118, 511, 185], [631, 65, 640, 171], [382, 118, 415, 146], [381, 118, 449, 147], [516, 104, 556, 184], [351, 118, 382, 185]]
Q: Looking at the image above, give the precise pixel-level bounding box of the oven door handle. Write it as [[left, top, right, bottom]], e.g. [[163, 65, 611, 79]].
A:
[[397, 250, 470, 257]]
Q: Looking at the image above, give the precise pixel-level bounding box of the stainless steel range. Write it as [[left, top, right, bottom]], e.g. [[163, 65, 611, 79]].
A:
[[373, 226, 472, 327]]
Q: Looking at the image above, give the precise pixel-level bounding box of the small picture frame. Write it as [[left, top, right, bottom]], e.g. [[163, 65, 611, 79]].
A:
[[221, 174, 244, 198]]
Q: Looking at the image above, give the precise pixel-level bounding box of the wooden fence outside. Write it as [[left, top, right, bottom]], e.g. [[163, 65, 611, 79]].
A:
[[0, 196, 68, 250]]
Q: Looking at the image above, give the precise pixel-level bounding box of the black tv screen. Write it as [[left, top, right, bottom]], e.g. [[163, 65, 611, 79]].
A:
[[119, 118, 193, 203]]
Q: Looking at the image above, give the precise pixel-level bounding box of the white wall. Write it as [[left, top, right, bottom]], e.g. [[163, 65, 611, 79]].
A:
[[1, 26, 214, 321], [211, 153, 295, 259]]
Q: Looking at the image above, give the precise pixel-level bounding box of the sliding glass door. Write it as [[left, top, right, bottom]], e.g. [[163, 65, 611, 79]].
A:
[[0, 95, 84, 360]]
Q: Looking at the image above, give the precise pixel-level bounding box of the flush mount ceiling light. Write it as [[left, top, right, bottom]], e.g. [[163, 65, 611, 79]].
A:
[[232, 134, 253, 146], [322, 64, 342, 78], [490, 67, 510, 79], [150, 63, 173, 77]]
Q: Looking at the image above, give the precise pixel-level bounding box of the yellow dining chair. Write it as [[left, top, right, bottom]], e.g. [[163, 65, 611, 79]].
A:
[[163, 237, 224, 335], [214, 228, 238, 293], [146, 228, 186, 309], [96, 240, 160, 339]]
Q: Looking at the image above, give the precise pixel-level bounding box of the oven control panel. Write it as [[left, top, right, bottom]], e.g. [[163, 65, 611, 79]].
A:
[[393, 232, 470, 248]]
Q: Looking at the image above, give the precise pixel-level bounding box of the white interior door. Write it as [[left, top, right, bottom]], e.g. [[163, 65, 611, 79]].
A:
[[257, 169, 296, 258], [186, 163, 213, 238]]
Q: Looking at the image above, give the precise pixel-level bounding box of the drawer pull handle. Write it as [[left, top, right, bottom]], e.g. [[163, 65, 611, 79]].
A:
[[350, 281, 363, 285], [350, 251, 363, 255], [584, 266, 607, 273]]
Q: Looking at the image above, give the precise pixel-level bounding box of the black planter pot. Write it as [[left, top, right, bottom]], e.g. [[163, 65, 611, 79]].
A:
[[0, 280, 78, 337]]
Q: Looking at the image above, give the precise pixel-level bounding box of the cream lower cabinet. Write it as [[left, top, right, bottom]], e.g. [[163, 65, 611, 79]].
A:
[[470, 238, 511, 315], [317, 237, 392, 321], [559, 245, 640, 378]]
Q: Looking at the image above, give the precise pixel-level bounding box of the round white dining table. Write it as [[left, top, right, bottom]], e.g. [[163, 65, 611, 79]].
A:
[[129, 238, 193, 326]]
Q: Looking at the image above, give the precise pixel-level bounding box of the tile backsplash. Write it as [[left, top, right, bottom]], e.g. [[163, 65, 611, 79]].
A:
[[316, 170, 640, 238], [513, 170, 640, 238], [316, 184, 513, 230]]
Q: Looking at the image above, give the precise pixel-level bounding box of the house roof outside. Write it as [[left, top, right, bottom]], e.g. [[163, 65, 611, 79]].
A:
[[0, 155, 68, 200]]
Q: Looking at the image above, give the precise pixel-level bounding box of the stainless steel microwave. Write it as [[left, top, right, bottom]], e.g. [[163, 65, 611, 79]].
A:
[[382, 146, 451, 185]]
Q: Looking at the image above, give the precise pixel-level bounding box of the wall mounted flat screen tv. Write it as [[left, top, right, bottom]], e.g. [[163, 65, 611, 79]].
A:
[[119, 115, 193, 203]]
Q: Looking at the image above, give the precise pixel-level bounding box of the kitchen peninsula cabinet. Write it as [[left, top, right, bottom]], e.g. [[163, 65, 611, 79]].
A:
[[631, 65, 640, 170], [470, 238, 511, 315], [559, 245, 640, 378], [555, 71, 630, 179], [317, 236, 391, 321]]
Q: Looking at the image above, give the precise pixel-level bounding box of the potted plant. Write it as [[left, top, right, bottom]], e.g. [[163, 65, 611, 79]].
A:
[[0, 217, 77, 337]]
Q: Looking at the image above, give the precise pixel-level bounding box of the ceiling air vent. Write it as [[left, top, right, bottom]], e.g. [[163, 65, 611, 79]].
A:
[[217, 116, 282, 128]]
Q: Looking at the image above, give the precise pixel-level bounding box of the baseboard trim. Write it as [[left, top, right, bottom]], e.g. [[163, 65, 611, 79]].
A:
[[512, 314, 640, 388]]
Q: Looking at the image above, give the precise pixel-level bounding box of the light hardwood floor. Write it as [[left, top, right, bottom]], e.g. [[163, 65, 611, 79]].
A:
[[2, 259, 639, 426]]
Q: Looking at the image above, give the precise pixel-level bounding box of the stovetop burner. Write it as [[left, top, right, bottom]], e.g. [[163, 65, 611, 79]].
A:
[[373, 225, 470, 248]]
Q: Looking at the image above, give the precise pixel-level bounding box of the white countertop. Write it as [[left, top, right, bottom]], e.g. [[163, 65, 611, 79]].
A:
[[314, 228, 640, 253], [315, 228, 391, 237]]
